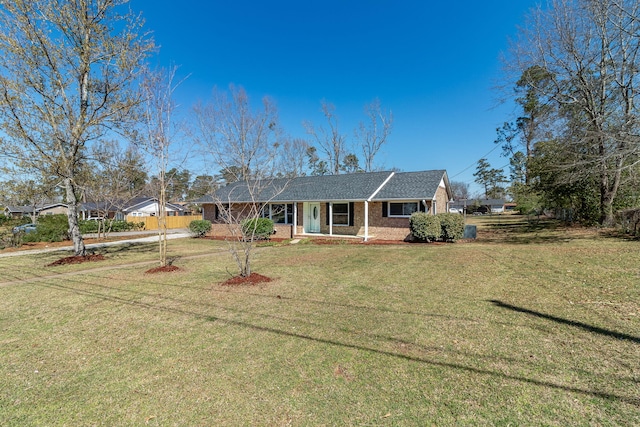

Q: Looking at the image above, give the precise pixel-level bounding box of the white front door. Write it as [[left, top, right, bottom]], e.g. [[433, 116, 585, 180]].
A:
[[306, 202, 321, 233]]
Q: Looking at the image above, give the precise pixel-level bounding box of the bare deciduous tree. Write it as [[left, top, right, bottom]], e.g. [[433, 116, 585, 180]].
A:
[[0, 0, 153, 255], [138, 66, 187, 268], [85, 141, 148, 237], [194, 85, 280, 181], [450, 181, 470, 200], [0, 173, 60, 222], [355, 98, 393, 172], [276, 137, 310, 178], [304, 100, 347, 175], [510, 0, 640, 225], [211, 180, 288, 278], [304, 99, 393, 175], [193, 85, 284, 278]]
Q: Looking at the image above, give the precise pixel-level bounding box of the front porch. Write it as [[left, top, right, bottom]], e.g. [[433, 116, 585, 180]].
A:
[[204, 201, 416, 242]]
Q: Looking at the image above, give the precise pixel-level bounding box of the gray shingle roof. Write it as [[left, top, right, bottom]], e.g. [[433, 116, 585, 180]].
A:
[[4, 205, 38, 213], [196, 170, 449, 203], [371, 170, 448, 201]]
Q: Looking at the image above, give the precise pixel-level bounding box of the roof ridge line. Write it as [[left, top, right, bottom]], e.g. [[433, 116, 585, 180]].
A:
[[368, 171, 395, 201]]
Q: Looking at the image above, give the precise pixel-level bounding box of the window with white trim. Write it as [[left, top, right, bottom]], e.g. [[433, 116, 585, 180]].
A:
[[332, 203, 349, 226], [389, 202, 419, 217]]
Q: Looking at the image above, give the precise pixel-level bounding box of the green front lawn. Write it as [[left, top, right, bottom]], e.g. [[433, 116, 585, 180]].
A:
[[0, 220, 638, 425]]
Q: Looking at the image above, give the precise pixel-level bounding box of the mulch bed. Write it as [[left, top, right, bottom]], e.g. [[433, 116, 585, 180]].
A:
[[145, 265, 182, 274], [47, 254, 106, 266], [201, 235, 455, 245], [202, 236, 290, 243], [220, 273, 272, 286]]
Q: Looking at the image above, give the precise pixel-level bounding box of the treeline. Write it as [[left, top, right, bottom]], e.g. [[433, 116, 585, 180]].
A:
[[480, 0, 640, 226]]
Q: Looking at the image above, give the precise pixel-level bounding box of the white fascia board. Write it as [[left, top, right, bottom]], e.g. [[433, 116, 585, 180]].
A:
[[367, 172, 395, 201]]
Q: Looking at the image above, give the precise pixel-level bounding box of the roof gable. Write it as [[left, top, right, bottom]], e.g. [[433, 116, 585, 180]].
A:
[[371, 170, 448, 201], [123, 197, 186, 212], [5, 206, 37, 213]]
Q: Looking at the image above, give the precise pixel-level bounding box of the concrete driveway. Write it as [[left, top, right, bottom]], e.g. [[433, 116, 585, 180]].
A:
[[0, 230, 192, 258]]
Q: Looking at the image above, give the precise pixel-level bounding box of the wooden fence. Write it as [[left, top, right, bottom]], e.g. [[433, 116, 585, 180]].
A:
[[126, 215, 202, 230]]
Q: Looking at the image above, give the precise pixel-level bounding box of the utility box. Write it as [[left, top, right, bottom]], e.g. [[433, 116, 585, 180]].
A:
[[463, 224, 477, 239]]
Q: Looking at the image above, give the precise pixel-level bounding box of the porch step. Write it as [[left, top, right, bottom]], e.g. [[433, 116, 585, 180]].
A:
[[289, 239, 301, 244]]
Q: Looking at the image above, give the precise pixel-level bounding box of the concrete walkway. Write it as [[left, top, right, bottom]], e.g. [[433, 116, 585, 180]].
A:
[[0, 230, 192, 258]]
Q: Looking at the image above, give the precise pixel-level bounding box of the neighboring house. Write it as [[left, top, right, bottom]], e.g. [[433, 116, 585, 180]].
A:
[[450, 199, 506, 214], [123, 197, 187, 218], [4, 205, 39, 219], [38, 203, 71, 216], [79, 202, 124, 220], [4, 203, 68, 219], [3, 199, 187, 221], [198, 170, 453, 241]]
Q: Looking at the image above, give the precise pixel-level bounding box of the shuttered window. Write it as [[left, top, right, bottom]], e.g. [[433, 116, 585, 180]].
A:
[[332, 203, 349, 225]]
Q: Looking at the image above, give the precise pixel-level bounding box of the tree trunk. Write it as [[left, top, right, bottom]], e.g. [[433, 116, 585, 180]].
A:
[[600, 201, 614, 227], [64, 178, 86, 256], [158, 179, 167, 267], [599, 166, 622, 228]]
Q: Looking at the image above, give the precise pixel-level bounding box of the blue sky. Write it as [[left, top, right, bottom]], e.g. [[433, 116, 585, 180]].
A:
[[132, 0, 538, 195]]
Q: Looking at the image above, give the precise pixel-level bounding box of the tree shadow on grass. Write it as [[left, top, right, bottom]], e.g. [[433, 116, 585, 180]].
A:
[[26, 277, 640, 407], [475, 218, 604, 245], [489, 299, 640, 344], [95, 242, 158, 255]]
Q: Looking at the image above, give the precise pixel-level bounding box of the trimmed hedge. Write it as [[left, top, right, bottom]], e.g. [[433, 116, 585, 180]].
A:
[[79, 219, 141, 233], [189, 219, 212, 237], [23, 214, 68, 243], [438, 212, 465, 241], [410, 212, 465, 242], [409, 212, 441, 242], [241, 217, 274, 241]]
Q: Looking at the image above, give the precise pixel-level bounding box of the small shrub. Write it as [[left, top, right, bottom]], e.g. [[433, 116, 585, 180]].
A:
[[409, 212, 441, 242], [23, 214, 69, 242], [79, 219, 101, 233], [438, 212, 465, 241], [241, 217, 274, 241], [189, 219, 212, 237], [109, 220, 136, 232], [0, 230, 13, 249]]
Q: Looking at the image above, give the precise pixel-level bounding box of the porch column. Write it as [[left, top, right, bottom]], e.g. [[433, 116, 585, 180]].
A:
[[329, 202, 333, 236], [364, 200, 369, 241], [292, 202, 298, 238]]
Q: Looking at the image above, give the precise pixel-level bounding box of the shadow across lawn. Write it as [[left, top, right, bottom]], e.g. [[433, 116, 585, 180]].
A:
[[489, 299, 640, 344], [473, 218, 602, 245], [27, 277, 640, 407]]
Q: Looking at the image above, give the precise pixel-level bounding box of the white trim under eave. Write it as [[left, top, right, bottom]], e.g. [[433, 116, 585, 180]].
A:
[[367, 171, 395, 202]]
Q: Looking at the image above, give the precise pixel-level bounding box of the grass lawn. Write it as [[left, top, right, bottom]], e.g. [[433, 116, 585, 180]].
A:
[[1, 217, 638, 425]]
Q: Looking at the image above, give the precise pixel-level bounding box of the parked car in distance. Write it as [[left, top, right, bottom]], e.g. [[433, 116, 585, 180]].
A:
[[12, 223, 37, 234], [449, 208, 463, 214]]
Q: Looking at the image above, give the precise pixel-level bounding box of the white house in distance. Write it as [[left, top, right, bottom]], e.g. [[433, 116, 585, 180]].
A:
[[123, 197, 187, 217]]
